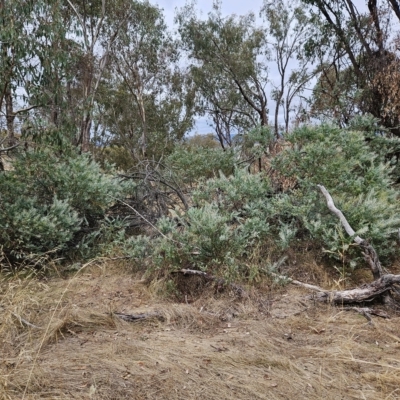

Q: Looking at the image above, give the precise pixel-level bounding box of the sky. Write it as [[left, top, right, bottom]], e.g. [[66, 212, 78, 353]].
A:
[[158, 0, 265, 28]]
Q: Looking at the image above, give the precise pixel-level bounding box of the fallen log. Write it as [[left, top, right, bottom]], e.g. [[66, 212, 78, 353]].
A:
[[269, 271, 400, 304], [308, 274, 400, 304]]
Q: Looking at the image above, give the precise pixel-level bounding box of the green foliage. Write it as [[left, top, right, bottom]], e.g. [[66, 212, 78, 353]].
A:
[[0, 150, 127, 263], [272, 124, 400, 263], [61, 122, 400, 283], [347, 114, 400, 182], [166, 145, 235, 185], [116, 234, 154, 270], [151, 169, 287, 281], [185, 134, 220, 149], [11, 150, 124, 222], [98, 1, 195, 161], [156, 204, 238, 272], [0, 0, 81, 143], [240, 126, 275, 158], [193, 168, 271, 214], [262, 0, 313, 135], [177, 2, 268, 146]]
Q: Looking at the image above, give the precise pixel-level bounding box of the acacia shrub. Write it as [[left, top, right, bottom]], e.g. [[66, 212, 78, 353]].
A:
[[272, 124, 400, 264], [0, 150, 127, 264], [166, 145, 235, 186], [150, 169, 295, 281]]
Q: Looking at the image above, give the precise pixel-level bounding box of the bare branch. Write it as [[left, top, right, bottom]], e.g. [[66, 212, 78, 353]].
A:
[[317, 184, 363, 243], [0, 142, 19, 153], [13, 105, 38, 115], [318, 184, 384, 279]]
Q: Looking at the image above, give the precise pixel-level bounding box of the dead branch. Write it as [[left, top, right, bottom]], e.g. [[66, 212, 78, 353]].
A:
[[110, 160, 189, 230], [310, 274, 400, 304], [114, 312, 163, 322], [0, 142, 19, 153], [178, 269, 248, 298], [272, 271, 400, 304], [11, 312, 43, 329], [268, 271, 326, 292], [270, 270, 396, 304], [344, 307, 389, 322], [317, 184, 384, 279], [119, 171, 188, 210], [317, 185, 363, 243], [271, 186, 400, 308]]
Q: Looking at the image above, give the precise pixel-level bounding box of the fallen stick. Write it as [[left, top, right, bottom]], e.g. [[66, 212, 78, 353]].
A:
[[11, 312, 43, 330], [268, 272, 326, 292], [114, 312, 163, 322], [344, 307, 389, 322]]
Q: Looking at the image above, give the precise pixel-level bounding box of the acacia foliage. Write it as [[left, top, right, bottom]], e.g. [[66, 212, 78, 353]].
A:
[[2, 122, 399, 278], [0, 149, 128, 264], [112, 123, 400, 282], [272, 124, 400, 262]]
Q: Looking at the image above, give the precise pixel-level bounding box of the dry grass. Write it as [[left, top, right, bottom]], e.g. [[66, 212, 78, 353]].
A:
[[1, 261, 400, 399]]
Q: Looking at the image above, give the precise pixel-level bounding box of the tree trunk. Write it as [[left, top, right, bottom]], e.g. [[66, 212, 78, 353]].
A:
[[5, 85, 16, 145]]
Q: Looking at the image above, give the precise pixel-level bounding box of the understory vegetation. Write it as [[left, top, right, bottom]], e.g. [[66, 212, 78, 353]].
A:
[[2, 120, 400, 288], [1, 0, 400, 285]]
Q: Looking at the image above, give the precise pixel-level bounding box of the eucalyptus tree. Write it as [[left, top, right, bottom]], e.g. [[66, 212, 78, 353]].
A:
[[177, 1, 269, 146], [262, 0, 315, 135], [0, 0, 88, 149], [191, 67, 257, 149], [98, 1, 194, 161], [64, 0, 133, 152], [0, 0, 22, 141], [303, 0, 400, 135], [0, 0, 62, 142]]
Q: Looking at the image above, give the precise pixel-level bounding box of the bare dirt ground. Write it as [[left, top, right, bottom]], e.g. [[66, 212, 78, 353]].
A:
[[1, 262, 400, 400]]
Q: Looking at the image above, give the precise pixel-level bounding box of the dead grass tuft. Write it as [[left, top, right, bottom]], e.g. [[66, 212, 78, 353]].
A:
[[1, 260, 400, 399]]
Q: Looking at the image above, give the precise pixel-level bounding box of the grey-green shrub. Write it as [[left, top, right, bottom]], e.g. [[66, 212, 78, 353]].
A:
[[272, 124, 400, 263], [166, 145, 235, 185], [101, 122, 400, 281], [0, 150, 127, 263], [155, 203, 239, 272], [152, 169, 287, 279]]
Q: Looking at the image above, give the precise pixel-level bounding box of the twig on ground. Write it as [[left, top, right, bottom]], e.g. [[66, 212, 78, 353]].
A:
[[11, 312, 43, 330], [344, 307, 389, 322], [114, 312, 163, 322]]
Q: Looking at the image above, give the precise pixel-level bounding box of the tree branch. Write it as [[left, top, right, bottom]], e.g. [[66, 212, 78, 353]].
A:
[[0, 142, 19, 153], [317, 184, 362, 243], [317, 184, 384, 279]]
